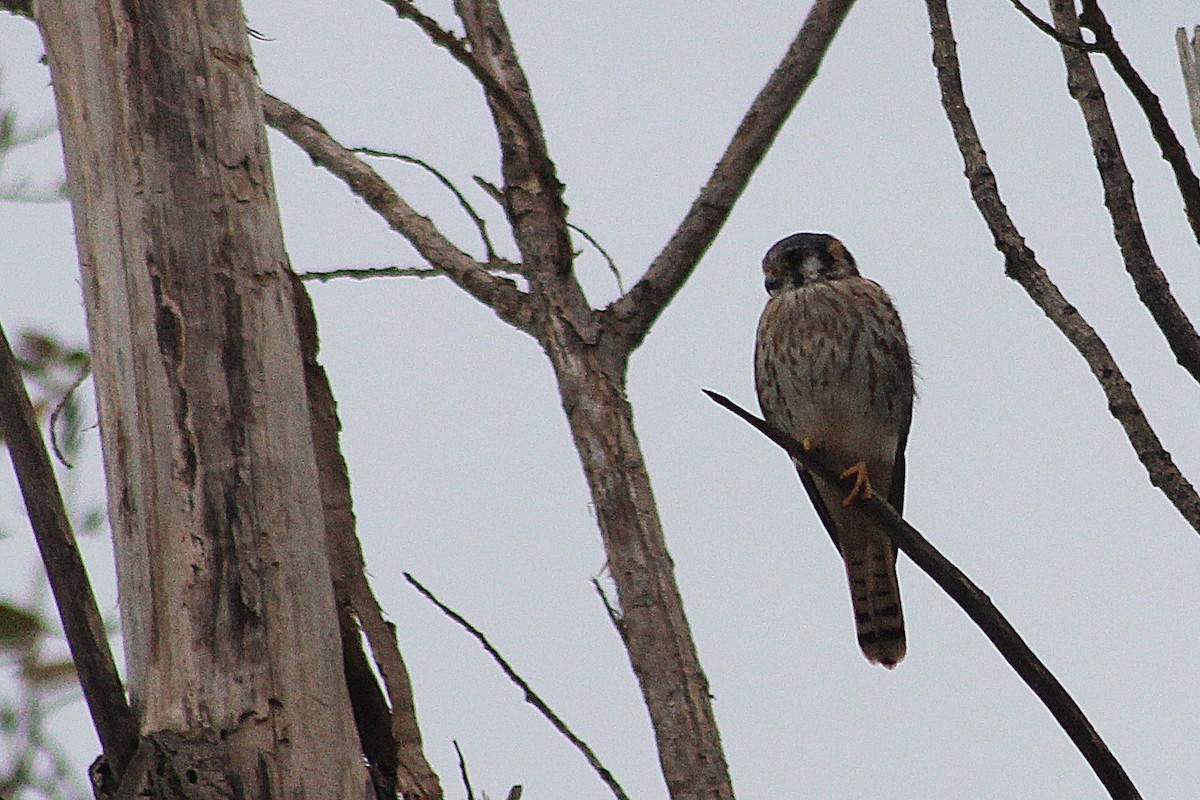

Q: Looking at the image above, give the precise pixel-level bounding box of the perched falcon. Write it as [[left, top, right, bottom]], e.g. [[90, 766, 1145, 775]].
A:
[[754, 232, 915, 668]]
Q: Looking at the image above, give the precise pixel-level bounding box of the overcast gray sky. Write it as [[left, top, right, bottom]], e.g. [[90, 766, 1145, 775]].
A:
[[3, 2, 1200, 798]]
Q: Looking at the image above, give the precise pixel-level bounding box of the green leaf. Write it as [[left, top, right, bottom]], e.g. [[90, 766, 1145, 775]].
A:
[[0, 601, 43, 649]]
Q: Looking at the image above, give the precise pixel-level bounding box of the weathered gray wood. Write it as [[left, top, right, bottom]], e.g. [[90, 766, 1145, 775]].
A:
[[1179, 26, 1200, 150], [35, 1, 372, 796]]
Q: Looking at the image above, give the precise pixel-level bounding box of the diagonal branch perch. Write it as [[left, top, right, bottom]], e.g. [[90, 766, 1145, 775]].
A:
[[704, 389, 1143, 800]]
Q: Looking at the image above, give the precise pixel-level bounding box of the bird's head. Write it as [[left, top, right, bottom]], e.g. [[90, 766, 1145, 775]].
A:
[[761, 232, 859, 296]]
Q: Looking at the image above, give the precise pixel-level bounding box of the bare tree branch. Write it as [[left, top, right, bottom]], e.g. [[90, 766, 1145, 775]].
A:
[[1075, 2, 1200, 252], [452, 741, 476, 800], [1045, 0, 1200, 384], [568, 222, 625, 294], [381, 0, 542, 155], [1178, 26, 1200, 149], [404, 573, 631, 800], [454, 0, 575, 282], [262, 92, 538, 335], [704, 390, 1143, 800], [299, 265, 446, 283], [925, 0, 1200, 535], [0, 320, 138, 781], [352, 146, 499, 262], [1005, 0, 1100, 51], [607, 0, 856, 351]]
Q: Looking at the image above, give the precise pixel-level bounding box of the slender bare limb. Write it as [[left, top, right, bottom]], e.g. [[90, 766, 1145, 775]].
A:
[[608, 0, 856, 351], [1178, 27, 1200, 149], [404, 573, 631, 800], [299, 265, 446, 282], [590, 576, 626, 640], [1006, 0, 1099, 51], [1045, 0, 1200, 383], [353, 146, 498, 261], [1075, 1, 1200, 254], [925, 0, 1200, 535], [381, 0, 541, 154], [568, 222, 625, 294], [704, 390, 1143, 800], [262, 92, 538, 335], [0, 320, 138, 780], [453, 741, 476, 800]]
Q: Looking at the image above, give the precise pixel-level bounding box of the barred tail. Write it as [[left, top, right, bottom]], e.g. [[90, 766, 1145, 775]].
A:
[[845, 538, 906, 668]]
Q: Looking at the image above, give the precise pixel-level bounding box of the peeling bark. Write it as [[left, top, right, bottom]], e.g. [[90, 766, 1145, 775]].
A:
[[37, 0, 373, 796]]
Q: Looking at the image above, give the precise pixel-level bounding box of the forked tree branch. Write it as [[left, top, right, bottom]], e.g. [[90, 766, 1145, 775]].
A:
[[704, 390, 1143, 800], [453, 0, 575, 279], [1006, 0, 1099, 51], [0, 321, 138, 781], [924, 0, 1200, 535], [1045, 0, 1200, 384], [261, 92, 538, 335], [607, 0, 856, 351], [1076, 1, 1200, 253]]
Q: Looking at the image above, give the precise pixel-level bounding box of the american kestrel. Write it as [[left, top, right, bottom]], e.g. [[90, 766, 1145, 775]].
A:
[[754, 233, 915, 668]]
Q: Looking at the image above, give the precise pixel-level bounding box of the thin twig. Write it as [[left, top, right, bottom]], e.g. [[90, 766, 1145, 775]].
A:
[[704, 389, 1142, 800], [1077, 0, 1200, 253], [1005, 0, 1100, 51], [608, 0, 857, 351], [353, 147, 498, 261], [298, 265, 445, 283], [568, 222, 624, 294], [262, 92, 537, 335], [925, 0, 1200, 536], [404, 572, 631, 800], [379, 0, 538, 151], [452, 741, 475, 800], [590, 576, 625, 641], [48, 361, 90, 468], [0, 320, 137, 778]]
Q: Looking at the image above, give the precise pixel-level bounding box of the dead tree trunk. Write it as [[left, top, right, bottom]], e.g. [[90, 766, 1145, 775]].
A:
[[36, 0, 373, 796]]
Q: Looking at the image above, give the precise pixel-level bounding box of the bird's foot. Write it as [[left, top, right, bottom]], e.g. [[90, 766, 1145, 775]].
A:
[[801, 436, 816, 452], [839, 461, 874, 506]]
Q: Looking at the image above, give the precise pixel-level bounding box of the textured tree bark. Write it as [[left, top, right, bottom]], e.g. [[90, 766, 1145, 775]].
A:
[[546, 335, 733, 800], [36, 1, 372, 796]]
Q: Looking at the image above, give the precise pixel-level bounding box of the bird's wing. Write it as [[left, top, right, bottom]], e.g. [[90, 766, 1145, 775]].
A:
[[795, 463, 841, 550], [888, 415, 912, 515]]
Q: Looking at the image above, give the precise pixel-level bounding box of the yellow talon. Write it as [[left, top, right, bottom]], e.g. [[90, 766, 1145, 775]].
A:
[[840, 461, 874, 506], [801, 437, 815, 452]]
